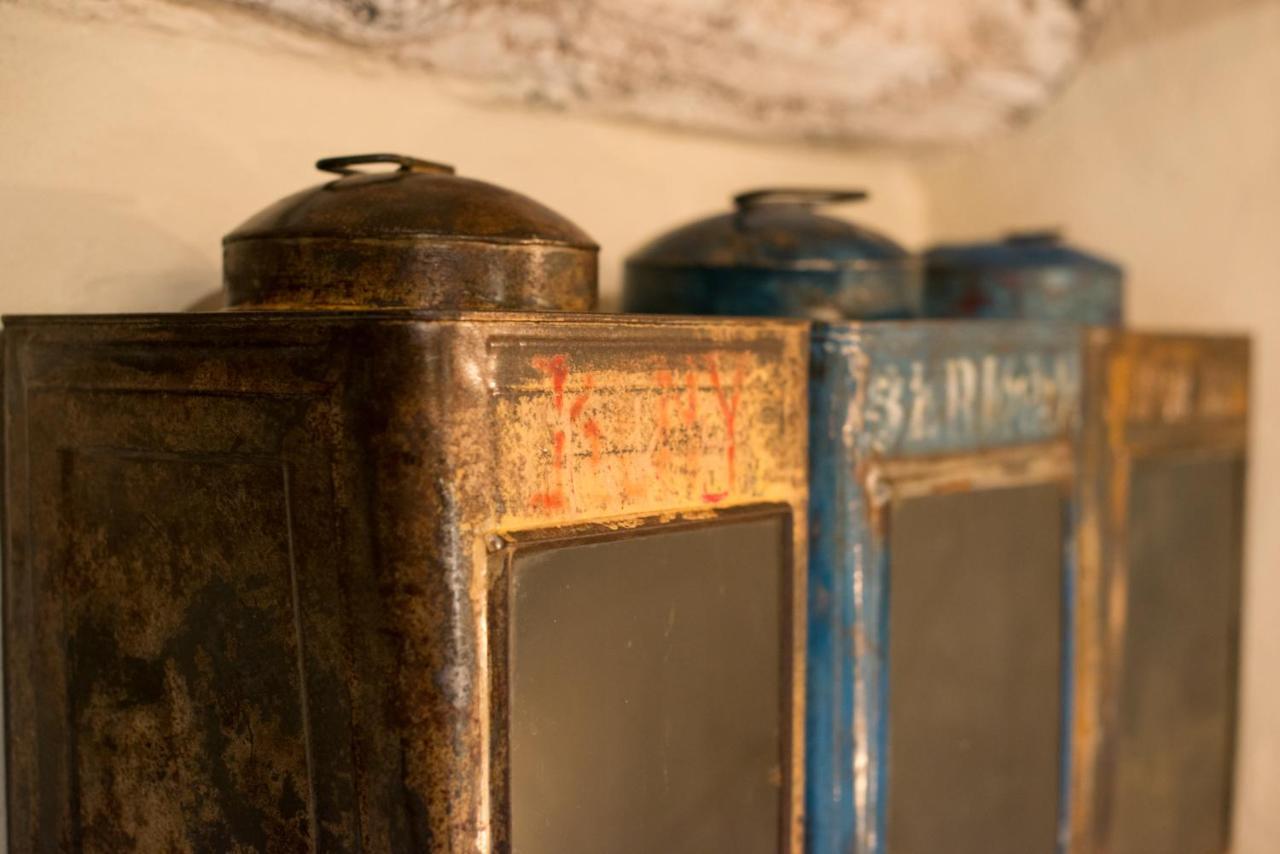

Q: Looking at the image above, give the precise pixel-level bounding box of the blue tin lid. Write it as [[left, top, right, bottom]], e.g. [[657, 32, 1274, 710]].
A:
[[923, 230, 1124, 325], [926, 230, 1120, 275], [630, 189, 909, 270], [624, 189, 919, 320]]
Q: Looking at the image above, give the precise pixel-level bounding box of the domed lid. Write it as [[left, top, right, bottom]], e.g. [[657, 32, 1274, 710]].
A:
[[627, 189, 911, 271], [925, 229, 1121, 275], [223, 154, 598, 311]]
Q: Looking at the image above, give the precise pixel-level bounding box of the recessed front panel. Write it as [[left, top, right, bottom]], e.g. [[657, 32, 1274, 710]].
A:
[[887, 483, 1064, 854], [61, 450, 312, 852], [1109, 456, 1243, 854], [507, 512, 789, 854]]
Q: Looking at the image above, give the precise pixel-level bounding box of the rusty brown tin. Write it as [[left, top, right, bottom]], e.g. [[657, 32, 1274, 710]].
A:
[[1073, 330, 1249, 854], [2, 309, 808, 852]]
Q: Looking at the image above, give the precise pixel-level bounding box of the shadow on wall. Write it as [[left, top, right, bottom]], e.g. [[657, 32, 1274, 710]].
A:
[[0, 184, 217, 315]]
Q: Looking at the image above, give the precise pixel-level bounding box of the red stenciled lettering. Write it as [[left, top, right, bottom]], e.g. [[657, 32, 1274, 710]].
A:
[[656, 369, 673, 432], [531, 354, 568, 414], [530, 360, 603, 509], [582, 418, 603, 468], [570, 374, 599, 466]]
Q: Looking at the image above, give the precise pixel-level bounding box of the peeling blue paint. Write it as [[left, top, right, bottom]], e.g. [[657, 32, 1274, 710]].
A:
[[807, 320, 1083, 854]]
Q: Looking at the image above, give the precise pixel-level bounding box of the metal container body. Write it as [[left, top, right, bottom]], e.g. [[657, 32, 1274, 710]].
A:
[[1074, 331, 1248, 854], [3, 310, 810, 853], [807, 321, 1085, 854], [923, 235, 1123, 325]]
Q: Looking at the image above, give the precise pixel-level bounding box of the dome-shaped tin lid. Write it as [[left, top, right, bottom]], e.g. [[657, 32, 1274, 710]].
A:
[[627, 189, 911, 271], [223, 154, 598, 311], [925, 229, 1121, 274]]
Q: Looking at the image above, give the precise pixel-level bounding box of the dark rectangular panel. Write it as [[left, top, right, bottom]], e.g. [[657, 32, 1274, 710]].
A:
[[61, 450, 313, 853], [507, 512, 788, 854], [887, 484, 1064, 854], [1110, 456, 1244, 854]]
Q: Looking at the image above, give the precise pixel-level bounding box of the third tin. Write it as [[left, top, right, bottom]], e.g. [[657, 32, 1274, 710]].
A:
[[923, 231, 1248, 854]]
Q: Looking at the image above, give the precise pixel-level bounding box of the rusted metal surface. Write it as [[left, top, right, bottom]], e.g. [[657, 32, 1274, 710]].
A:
[[224, 155, 598, 313], [3, 310, 809, 852], [1074, 330, 1249, 854]]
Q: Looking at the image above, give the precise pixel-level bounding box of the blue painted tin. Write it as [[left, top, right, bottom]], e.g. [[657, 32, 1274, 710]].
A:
[[923, 231, 1123, 325], [625, 204, 1088, 854], [805, 321, 1083, 854], [624, 189, 920, 321]]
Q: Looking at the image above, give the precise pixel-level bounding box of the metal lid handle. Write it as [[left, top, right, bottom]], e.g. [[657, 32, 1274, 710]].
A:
[[734, 188, 868, 211], [1004, 229, 1062, 245], [316, 153, 456, 176]]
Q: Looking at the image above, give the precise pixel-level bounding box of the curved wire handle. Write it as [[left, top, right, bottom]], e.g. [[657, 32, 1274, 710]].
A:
[[1003, 229, 1062, 245], [316, 153, 456, 176], [734, 188, 868, 211]]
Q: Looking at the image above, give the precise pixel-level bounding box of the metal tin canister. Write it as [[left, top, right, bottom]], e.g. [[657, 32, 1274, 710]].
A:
[[1072, 331, 1248, 854], [625, 197, 1088, 854], [923, 230, 1124, 325], [922, 229, 1249, 854], [924, 229, 1252, 854], [806, 321, 1084, 854], [2, 157, 812, 853], [624, 189, 920, 321]]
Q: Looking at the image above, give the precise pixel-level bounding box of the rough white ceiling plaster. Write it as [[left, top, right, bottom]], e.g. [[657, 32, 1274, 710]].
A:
[[25, 0, 1103, 144]]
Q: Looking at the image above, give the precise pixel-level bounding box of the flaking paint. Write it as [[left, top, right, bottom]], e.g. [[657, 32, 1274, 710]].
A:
[[807, 320, 1084, 854]]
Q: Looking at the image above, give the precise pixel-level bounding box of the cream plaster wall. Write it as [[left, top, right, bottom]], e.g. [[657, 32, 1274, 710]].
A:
[[920, 3, 1280, 851], [0, 4, 926, 315]]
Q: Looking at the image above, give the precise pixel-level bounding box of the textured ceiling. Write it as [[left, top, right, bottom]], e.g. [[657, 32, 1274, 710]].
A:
[[44, 0, 1104, 144]]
